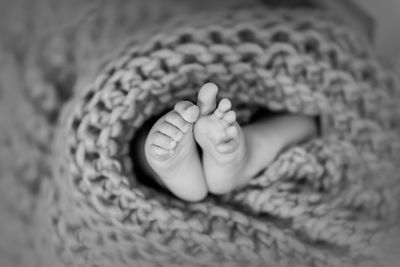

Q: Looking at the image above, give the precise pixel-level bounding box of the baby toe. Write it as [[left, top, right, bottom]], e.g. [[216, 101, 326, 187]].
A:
[[216, 139, 237, 154], [218, 98, 232, 113], [197, 83, 218, 115], [174, 101, 193, 115], [181, 105, 200, 124], [151, 145, 172, 157], [213, 99, 232, 120], [152, 132, 177, 150], [174, 101, 200, 124], [158, 122, 184, 142], [225, 125, 238, 138], [165, 111, 191, 133], [223, 110, 236, 124]]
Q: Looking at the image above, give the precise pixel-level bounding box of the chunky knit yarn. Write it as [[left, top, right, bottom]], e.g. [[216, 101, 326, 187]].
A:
[[1, 1, 400, 267]]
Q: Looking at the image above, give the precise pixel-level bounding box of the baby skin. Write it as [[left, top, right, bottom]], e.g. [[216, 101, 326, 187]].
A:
[[142, 83, 317, 202]]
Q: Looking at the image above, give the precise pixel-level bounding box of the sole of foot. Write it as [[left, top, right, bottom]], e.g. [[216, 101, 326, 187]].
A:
[[194, 83, 248, 194], [144, 100, 207, 201]]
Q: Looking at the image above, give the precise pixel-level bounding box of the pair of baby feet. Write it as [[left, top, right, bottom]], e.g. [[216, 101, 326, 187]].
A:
[[144, 83, 318, 202], [144, 83, 248, 201]]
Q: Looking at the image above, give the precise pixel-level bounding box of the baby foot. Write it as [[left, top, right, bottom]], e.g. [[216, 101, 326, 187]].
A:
[[194, 83, 248, 194], [144, 101, 207, 201], [196, 98, 242, 157]]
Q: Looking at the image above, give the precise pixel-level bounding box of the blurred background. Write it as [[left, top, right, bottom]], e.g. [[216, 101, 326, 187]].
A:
[[327, 0, 400, 68], [1, 0, 399, 67], [353, 0, 400, 67]]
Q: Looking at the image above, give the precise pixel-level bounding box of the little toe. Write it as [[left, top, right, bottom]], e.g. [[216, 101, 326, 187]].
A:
[[197, 83, 218, 115], [216, 139, 238, 154], [218, 98, 232, 113], [152, 132, 177, 150], [158, 122, 184, 142]]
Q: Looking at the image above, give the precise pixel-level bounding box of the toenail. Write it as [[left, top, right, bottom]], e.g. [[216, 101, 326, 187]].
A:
[[189, 105, 200, 117], [174, 101, 193, 114], [201, 83, 218, 94], [182, 107, 199, 123], [219, 98, 231, 110]]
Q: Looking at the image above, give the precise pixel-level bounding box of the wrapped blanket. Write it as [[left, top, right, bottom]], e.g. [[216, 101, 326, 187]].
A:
[[0, 0, 399, 266]]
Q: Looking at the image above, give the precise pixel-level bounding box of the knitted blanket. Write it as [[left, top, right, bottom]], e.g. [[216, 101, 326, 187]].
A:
[[1, 0, 400, 267]]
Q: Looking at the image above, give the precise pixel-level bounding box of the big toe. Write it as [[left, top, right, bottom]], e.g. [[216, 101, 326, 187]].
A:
[[174, 101, 200, 124], [197, 83, 218, 115]]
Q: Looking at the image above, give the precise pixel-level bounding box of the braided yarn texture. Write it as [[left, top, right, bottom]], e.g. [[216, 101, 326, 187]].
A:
[[1, 1, 400, 267]]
